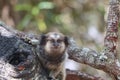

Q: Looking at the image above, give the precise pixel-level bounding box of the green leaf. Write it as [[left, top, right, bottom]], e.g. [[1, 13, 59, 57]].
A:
[[15, 4, 32, 11], [38, 2, 54, 9], [31, 7, 39, 16], [37, 19, 47, 32], [17, 14, 32, 30]]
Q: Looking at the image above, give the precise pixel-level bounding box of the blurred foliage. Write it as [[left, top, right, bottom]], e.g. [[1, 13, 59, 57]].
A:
[[0, 0, 109, 50], [15, 1, 55, 32]]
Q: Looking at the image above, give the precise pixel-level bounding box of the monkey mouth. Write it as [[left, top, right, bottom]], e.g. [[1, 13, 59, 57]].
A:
[[54, 46, 59, 49], [51, 46, 61, 49], [51, 48, 60, 52]]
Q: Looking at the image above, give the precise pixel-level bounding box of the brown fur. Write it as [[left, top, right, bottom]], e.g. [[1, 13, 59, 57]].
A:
[[39, 32, 69, 80]]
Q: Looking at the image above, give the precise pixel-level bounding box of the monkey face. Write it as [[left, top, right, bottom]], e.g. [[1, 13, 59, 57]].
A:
[[45, 35, 66, 54], [40, 32, 69, 56]]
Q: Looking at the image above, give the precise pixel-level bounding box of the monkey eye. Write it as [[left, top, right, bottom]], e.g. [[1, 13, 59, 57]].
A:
[[47, 39, 55, 42], [57, 39, 62, 43]]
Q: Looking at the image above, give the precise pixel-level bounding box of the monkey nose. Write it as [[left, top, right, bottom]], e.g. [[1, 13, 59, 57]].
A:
[[54, 45, 59, 48], [53, 43, 59, 48], [54, 46, 59, 49]]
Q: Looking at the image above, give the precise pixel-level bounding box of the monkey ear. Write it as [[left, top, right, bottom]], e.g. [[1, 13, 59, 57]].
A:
[[64, 36, 69, 47], [39, 34, 46, 45]]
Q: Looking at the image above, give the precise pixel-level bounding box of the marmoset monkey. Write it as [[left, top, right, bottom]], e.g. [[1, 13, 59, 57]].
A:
[[39, 32, 69, 80]]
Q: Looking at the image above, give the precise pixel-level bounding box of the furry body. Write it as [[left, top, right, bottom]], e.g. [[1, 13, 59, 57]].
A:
[[39, 32, 69, 80]]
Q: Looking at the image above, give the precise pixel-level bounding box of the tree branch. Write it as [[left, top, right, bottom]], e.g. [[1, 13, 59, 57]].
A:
[[104, 0, 120, 58], [66, 69, 104, 80], [67, 38, 120, 79], [67, 0, 120, 79]]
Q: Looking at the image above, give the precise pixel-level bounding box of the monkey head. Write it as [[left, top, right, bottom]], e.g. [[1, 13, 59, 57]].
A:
[[40, 32, 69, 56]]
